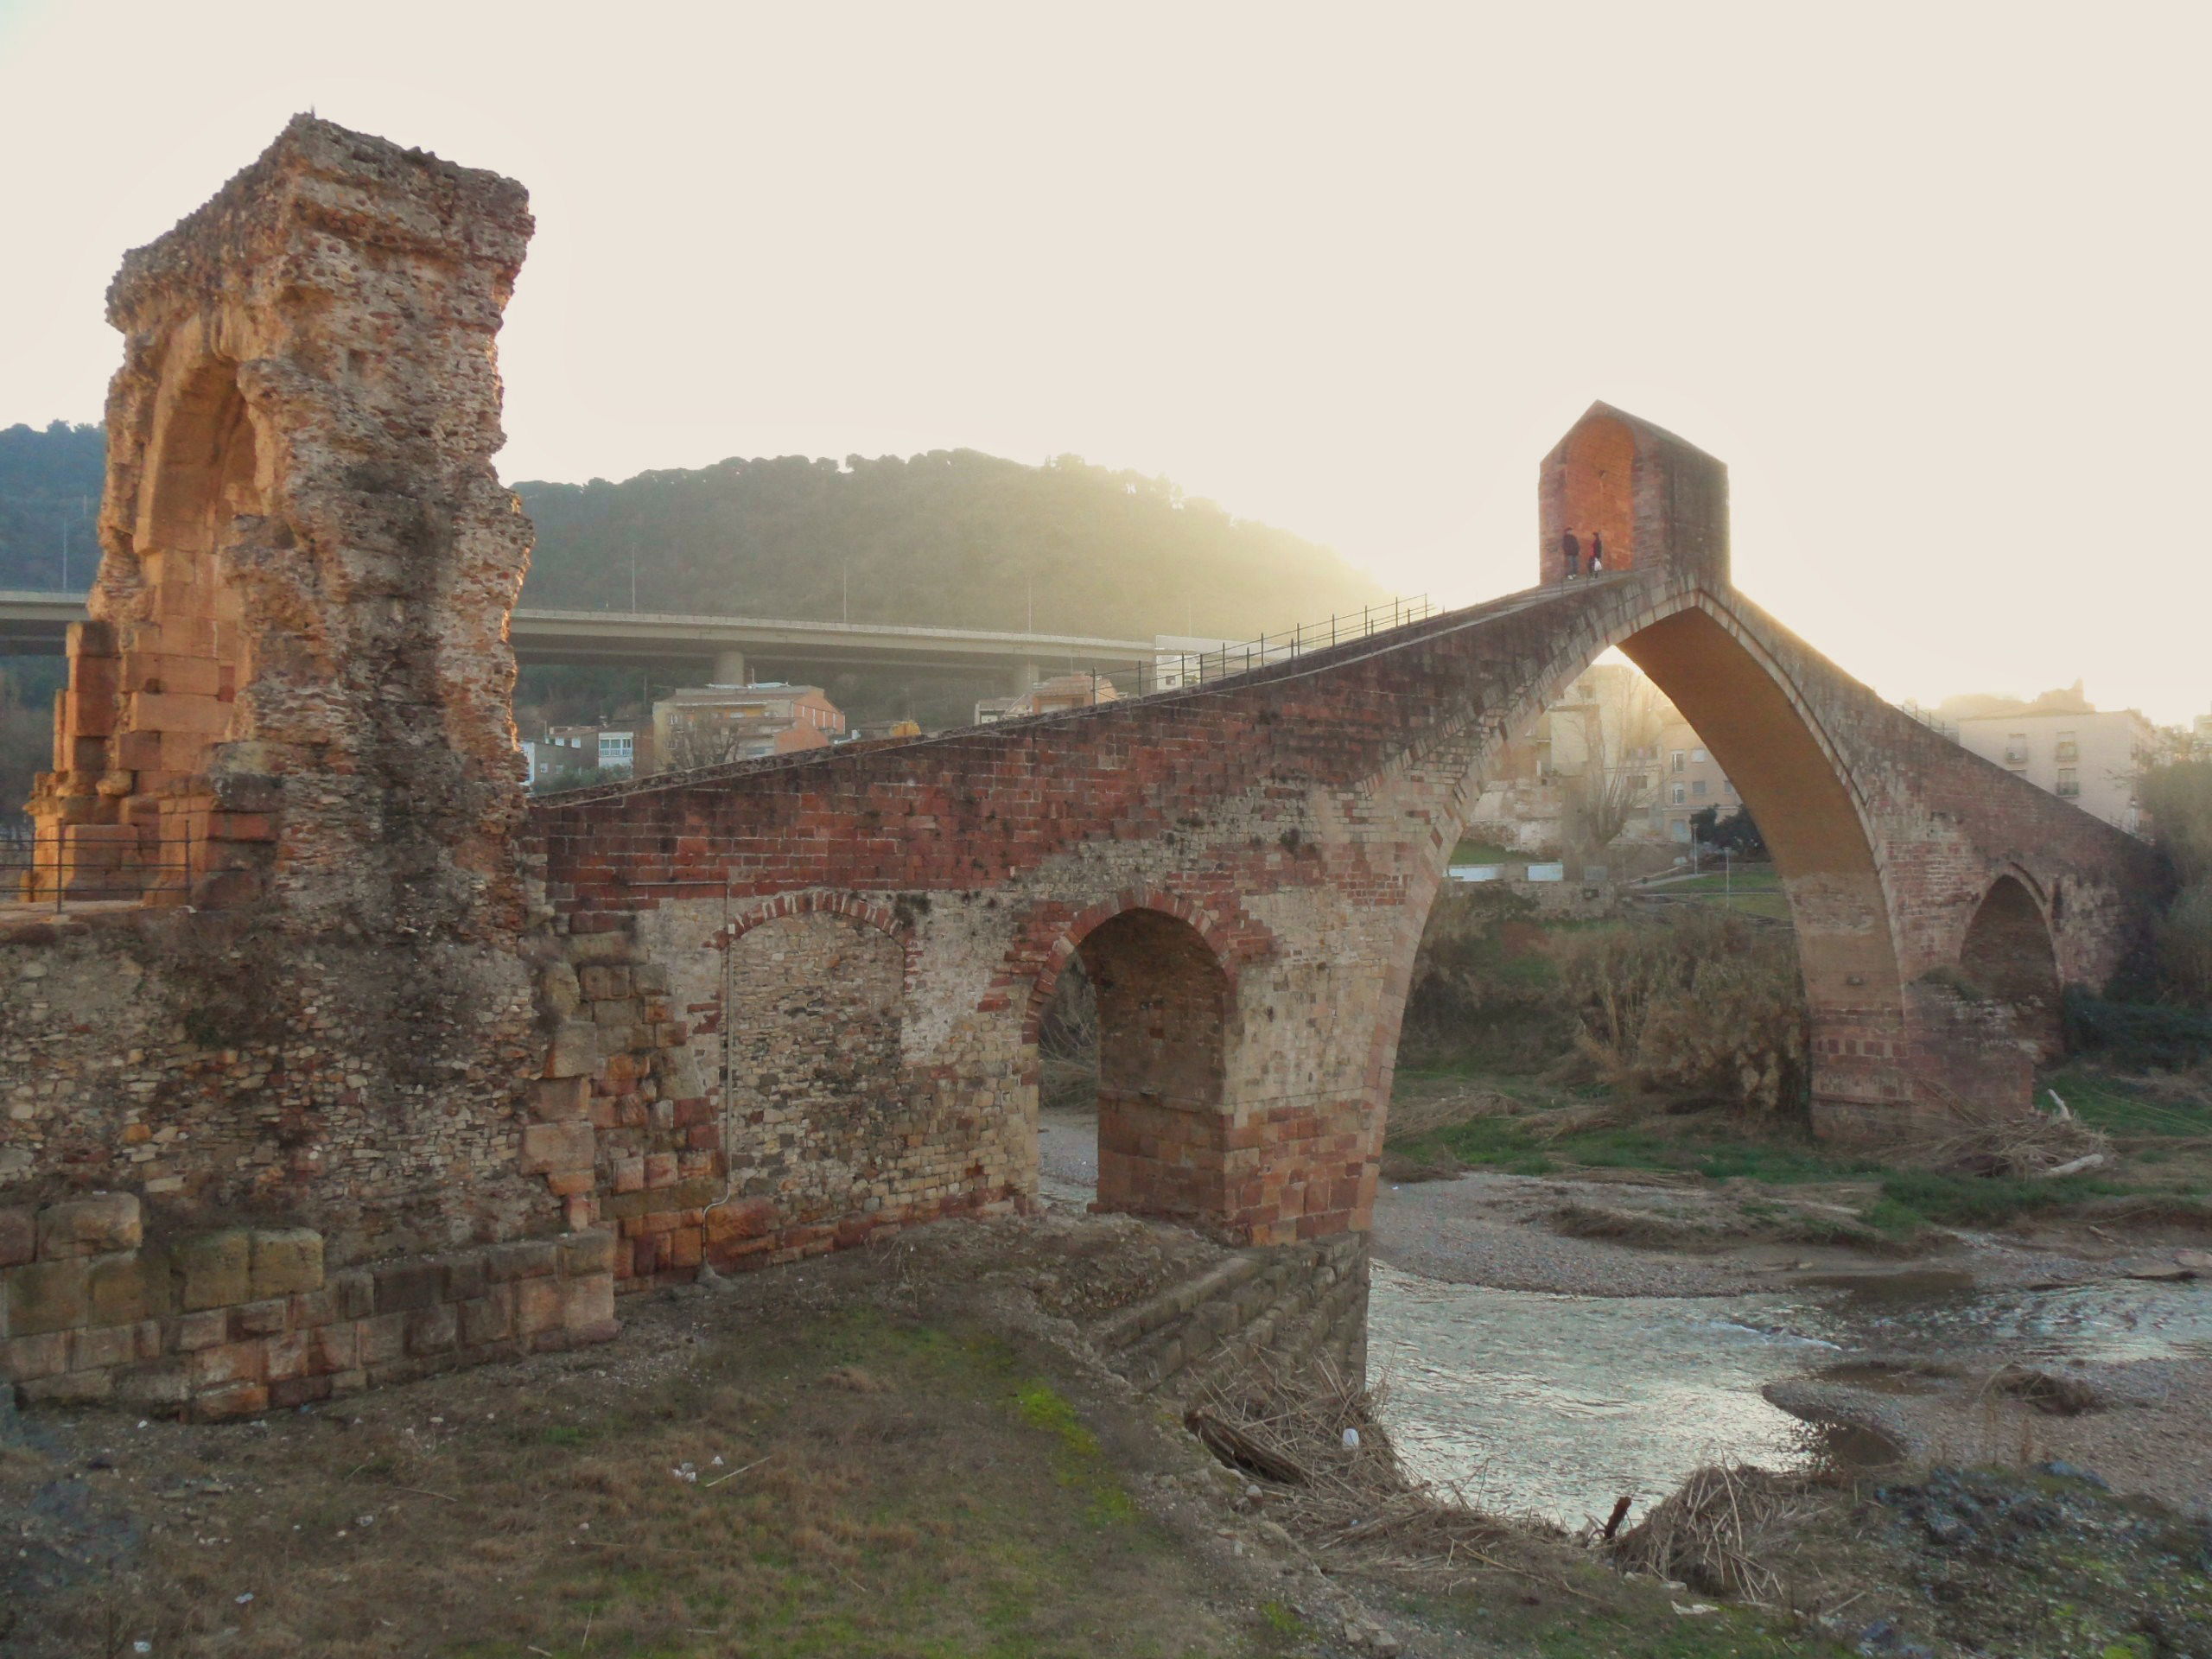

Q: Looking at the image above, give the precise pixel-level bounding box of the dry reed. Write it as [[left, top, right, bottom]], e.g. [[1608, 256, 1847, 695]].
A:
[[1183, 1357, 1560, 1593], [1609, 1462, 1815, 1602]]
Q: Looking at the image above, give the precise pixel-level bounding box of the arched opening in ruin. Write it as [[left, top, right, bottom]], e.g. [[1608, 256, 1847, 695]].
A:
[[34, 351, 264, 903], [1036, 907, 1230, 1224], [1958, 874, 2064, 1065], [136, 353, 259, 772]]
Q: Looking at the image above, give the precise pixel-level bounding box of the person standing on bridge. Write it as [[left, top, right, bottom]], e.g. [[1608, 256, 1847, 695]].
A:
[[1588, 532, 1605, 575], [1560, 531, 1580, 580]]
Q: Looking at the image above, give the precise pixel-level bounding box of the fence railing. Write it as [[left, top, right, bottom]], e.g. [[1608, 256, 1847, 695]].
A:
[[1896, 700, 1960, 742], [1134, 595, 1436, 698], [0, 830, 207, 911]]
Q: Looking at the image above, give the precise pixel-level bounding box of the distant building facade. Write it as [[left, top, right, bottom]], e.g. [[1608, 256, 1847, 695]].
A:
[[1656, 716, 1740, 844], [652, 682, 845, 770], [524, 724, 648, 788], [975, 673, 1122, 725], [1953, 708, 2157, 833], [1465, 663, 1677, 855]]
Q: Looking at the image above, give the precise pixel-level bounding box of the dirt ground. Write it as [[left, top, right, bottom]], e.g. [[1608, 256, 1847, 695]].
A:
[[10, 1174, 2212, 1656], [0, 1207, 1882, 1659]]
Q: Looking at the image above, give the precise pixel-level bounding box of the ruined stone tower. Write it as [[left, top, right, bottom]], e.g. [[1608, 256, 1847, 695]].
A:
[[27, 115, 535, 940]]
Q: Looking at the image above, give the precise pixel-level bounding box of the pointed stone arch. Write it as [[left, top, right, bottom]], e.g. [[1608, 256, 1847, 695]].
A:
[[1425, 581, 1914, 1135]]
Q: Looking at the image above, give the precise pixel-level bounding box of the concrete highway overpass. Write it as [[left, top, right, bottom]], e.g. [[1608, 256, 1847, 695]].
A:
[[0, 591, 1154, 691]]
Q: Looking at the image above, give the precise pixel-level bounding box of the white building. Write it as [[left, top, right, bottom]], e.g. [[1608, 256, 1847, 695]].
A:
[[1953, 709, 2157, 833]]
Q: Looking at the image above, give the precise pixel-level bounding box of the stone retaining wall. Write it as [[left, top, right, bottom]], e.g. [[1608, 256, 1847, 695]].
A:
[[1095, 1231, 1369, 1397], [0, 1192, 615, 1420]]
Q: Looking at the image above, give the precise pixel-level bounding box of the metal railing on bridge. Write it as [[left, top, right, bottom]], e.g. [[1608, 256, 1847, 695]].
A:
[[1132, 594, 1436, 698]]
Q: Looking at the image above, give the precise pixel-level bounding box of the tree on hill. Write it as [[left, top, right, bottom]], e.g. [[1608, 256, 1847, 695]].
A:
[[0, 424, 1394, 736], [513, 449, 1387, 643], [0, 422, 105, 591]]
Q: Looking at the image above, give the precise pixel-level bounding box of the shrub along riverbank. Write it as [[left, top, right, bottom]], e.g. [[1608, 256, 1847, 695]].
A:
[[1394, 884, 2212, 1240]]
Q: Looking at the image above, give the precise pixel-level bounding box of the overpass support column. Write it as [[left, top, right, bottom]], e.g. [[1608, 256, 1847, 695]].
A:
[[712, 648, 747, 686], [1008, 661, 1039, 699]]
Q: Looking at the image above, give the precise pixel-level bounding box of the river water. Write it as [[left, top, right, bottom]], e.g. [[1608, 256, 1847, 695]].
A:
[[1368, 1259, 2212, 1527]]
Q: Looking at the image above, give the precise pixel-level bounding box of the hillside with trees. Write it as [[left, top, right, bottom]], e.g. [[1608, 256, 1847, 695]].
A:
[[513, 449, 1385, 642], [0, 423, 1395, 790], [0, 421, 104, 593]]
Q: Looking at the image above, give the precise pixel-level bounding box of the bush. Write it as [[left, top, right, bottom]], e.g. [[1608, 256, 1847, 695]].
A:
[[2063, 987, 2212, 1070], [2141, 760, 2212, 887], [1557, 909, 1808, 1115], [1399, 886, 1578, 1070], [2155, 882, 2212, 1010]]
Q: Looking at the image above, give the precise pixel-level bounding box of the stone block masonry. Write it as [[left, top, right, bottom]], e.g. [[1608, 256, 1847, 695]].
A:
[[0, 117, 607, 1417], [0, 1192, 615, 1419], [1093, 1232, 1370, 1398]]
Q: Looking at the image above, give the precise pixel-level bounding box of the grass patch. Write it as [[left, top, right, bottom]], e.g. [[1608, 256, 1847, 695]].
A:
[[1013, 1380, 1141, 1525], [13, 1300, 1257, 1659], [1448, 838, 1516, 865], [2045, 1065, 2212, 1139], [1658, 871, 1783, 894], [1400, 1083, 2183, 1244], [1413, 1112, 1885, 1188], [1874, 1168, 2126, 1230]]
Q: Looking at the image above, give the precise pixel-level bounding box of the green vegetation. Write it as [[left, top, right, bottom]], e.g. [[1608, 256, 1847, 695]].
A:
[[1558, 907, 1808, 1114], [516, 449, 1382, 643], [2139, 759, 2212, 1010], [2045, 1061, 2212, 1136], [1393, 1051, 2212, 1236], [1403, 894, 1808, 1110], [1012, 1378, 1141, 1525], [12, 1296, 1281, 1658], [0, 420, 102, 592], [1643, 868, 1792, 921], [1447, 839, 1516, 865], [2064, 990, 2212, 1071], [1400, 887, 1581, 1071], [1657, 871, 1782, 894], [1398, 1112, 1880, 1186]]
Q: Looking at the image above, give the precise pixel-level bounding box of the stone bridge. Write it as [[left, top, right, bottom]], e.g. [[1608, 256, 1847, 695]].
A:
[[0, 118, 2167, 1414], [528, 400, 2166, 1268]]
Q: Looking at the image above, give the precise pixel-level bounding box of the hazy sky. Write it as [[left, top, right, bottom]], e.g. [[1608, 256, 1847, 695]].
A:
[[2, 2, 2205, 721]]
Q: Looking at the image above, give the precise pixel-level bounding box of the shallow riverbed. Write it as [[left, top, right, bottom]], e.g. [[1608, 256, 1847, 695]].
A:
[[1368, 1259, 2212, 1526]]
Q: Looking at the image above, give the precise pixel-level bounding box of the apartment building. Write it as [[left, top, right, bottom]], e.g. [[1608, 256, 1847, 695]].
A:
[[1656, 716, 1740, 844], [524, 724, 648, 787], [652, 683, 845, 770], [975, 673, 1122, 725], [1953, 709, 2157, 833]]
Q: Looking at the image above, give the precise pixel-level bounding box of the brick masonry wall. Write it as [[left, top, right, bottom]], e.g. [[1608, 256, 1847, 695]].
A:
[[0, 1191, 615, 1421]]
